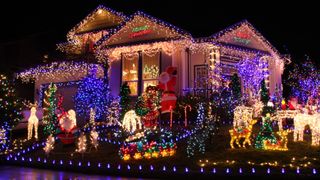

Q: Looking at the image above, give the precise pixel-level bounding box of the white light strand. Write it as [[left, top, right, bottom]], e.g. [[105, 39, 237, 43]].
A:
[[43, 134, 55, 156], [75, 132, 87, 155], [90, 129, 99, 150], [122, 110, 142, 133]]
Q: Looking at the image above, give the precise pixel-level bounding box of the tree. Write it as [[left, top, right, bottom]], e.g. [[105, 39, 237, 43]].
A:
[[237, 57, 268, 98], [75, 66, 110, 121], [286, 56, 320, 103], [0, 74, 22, 154], [260, 80, 269, 105], [43, 83, 58, 135], [119, 82, 131, 121], [260, 80, 275, 116], [75, 132, 87, 158], [186, 103, 216, 157], [230, 73, 242, 104], [254, 114, 278, 149], [0, 74, 23, 129]]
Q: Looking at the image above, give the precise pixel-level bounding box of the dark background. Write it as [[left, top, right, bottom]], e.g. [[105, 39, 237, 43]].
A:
[[0, 0, 318, 98]]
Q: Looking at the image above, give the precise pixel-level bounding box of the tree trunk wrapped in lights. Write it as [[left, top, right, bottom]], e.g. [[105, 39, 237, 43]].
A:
[[89, 108, 96, 128], [43, 83, 58, 135]]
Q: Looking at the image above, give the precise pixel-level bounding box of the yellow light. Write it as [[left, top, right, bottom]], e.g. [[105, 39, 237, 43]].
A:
[[160, 150, 168, 157], [133, 152, 142, 160], [169, 149, 176, 156], [152, 151, 159, 158], [123, 154, 130, 161], [229, 119, 257, 149], [144, 152, 151, 159]]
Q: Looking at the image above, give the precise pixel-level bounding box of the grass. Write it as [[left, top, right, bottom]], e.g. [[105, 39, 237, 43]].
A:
[[4, 122, 320, 177]]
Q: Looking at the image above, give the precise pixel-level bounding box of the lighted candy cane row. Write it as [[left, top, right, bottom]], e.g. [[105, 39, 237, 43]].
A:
[[169, 105, 192, 128]]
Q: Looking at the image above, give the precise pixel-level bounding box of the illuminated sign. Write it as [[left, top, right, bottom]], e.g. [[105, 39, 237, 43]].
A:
[[233, 32, 251, 45], [129, 25, 152, 38]]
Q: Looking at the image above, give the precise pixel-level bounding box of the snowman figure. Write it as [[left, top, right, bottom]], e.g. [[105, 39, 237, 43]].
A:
[[28, 107, 39, 140]]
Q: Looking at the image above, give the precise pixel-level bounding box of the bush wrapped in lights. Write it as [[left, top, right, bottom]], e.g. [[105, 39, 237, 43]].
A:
[[0, 74, 23, 153], [119, 129, 177, 161]]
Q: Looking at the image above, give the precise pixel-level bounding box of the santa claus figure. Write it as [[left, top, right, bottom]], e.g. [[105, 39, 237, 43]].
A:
[[158, 66, 177, 113], [57, 109, 79, 144], [288, 97, 298, 110]]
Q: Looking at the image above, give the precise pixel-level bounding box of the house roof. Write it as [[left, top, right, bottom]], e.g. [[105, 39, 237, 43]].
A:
[[59, 5, 284, 60], [95, 11, 192, 49], [67, 5, 128, 38], [208, 19, 282, 58]]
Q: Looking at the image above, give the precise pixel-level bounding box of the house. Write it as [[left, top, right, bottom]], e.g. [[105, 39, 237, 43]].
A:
[[17, 5, 287, 109]]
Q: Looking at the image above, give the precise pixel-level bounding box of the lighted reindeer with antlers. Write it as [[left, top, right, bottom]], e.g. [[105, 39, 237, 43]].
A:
[[229, 119, 257, 149]]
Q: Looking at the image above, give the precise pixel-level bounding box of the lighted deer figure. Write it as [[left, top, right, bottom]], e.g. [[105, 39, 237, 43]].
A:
[[229, 119, 257, 149], [28, 106, 39, 140]]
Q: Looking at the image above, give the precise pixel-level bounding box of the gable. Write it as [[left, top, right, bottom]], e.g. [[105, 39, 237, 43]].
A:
[[75, 8, 125, 34], [100, 13, 191, 47], [215, 23, 270, 52]]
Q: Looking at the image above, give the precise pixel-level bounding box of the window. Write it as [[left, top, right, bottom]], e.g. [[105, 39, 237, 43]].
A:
[[121, 51, 160, 96], [142, 52, 160, 91], [194, 65, 208, 89], [122, 53, 139, 96]]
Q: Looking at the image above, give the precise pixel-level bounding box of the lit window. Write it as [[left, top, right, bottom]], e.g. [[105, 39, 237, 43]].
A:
[[122, 53, 139, 96], [142, 52, 160, 91]]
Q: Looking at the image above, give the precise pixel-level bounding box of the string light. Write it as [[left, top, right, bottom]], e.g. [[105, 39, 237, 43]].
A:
[[74, 65, 110, 120], [233, 105, 253, 128], [43, 134, 55, 157], [42, 83, 58, 135], [75, 132, 87, 157], [119, 129, 177, 161], [57, 5, 127, 54], [293, 113, 320, 146], [229, 119, 257, 149], [135, 86, 161, 128], [89, 108, 96, 128], [187, 103, 217, 157], [122, 110, 142, 133], [274, 110, 298, 130], [0, 126, 9, 155], [106, 97, 121, 126], [16, 61, 104, 83], [286, 57, 320, 103], [90, 129, 99, 150], [237, 56, 268, 99], [27, 106, 39, 140], [199, 156, 318, 169], [0, 74, 23, 137]]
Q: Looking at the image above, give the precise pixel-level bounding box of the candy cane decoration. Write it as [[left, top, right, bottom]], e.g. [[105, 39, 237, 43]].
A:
[[169, 106, 173, 128], [184, 105, 192, 127]]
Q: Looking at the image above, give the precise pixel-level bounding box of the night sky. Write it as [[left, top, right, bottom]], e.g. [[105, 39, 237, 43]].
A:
[[0, 0, 319, 75]]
